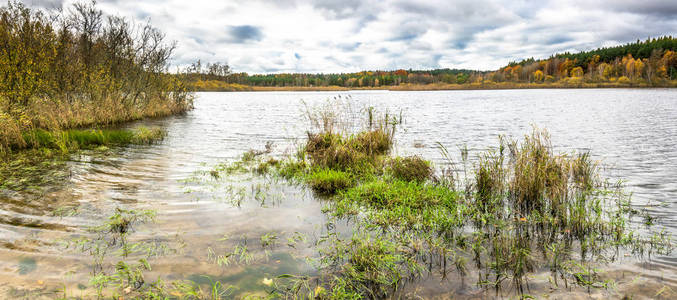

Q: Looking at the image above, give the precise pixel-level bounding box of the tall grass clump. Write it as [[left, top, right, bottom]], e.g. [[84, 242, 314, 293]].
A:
[[0, 1, 192, 152], [483, 128, 603, 229], [388, 156, 432, 183], [474, 141, 507, 214], [299, 98, 398, 176], [308, 168, 354, 195]]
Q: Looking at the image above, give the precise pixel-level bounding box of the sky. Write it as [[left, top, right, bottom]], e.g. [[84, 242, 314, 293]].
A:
[[24, 0, 677, 74]]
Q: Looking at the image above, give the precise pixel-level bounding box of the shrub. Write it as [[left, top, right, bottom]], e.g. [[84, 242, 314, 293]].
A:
[[475, 150, 505, 212], [617, 76, 631, 84], [130, 127, 167, 144], [469, 128, 601, 223], [16, 127, 166, 151], [278, 160, 308, 180], [509, 129, 570, 216], [388, 156, 432, 182]]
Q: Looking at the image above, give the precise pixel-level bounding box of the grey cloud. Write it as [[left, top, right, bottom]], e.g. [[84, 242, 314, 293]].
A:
[[312, 0, 380, 32], [312, 0, 364, 19], [324, 56, 351, 68], [261, 66, 282, 72], [588, 0, 677, 18], [389, 21, 429, 41], [393, 1, 518, 50], [22, 0, 64, 9], [20, 0, 677, 73], [409, 41, 432, 51], [337, 42, 362, 51], [227, 25, 263, 43]]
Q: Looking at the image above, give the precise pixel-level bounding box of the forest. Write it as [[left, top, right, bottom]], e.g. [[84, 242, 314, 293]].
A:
[[184, 63, 475, 90], [186, 37, 677, 90], [493, 36, 677, 84]]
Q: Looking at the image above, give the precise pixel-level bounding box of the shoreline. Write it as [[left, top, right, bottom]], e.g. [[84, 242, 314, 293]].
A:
[[192, 82, 677, 92]]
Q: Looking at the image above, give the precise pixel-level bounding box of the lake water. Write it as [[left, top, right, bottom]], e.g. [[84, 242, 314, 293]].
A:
[[1, 89, 676, 298]]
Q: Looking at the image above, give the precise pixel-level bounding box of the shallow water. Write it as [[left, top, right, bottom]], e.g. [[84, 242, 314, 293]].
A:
[[1, 89, 676, 298]]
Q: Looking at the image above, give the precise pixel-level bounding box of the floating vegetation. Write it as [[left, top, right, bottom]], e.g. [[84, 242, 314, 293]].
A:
[[0, 149, 69, 196], [63, 207, 238, 299]]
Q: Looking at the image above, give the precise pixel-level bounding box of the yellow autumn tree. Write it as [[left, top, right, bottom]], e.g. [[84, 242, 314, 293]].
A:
[[570, 66, 584, 77], [633, 59, 645, 79], [660, 50, 676, 79], [511, 65, 523, 81], [597, 63, 611, 79], [532, 70, 544, 82], [623, 54, 636, 78]]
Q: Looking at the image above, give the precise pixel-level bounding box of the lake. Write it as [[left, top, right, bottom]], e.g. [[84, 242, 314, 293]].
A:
[[1, 89, 676, 298]]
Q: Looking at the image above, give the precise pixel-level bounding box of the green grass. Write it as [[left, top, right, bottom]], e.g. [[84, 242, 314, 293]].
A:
[[387, 156, 432, 183], [308, 168, 354, 195], [340, 179, 457, 211], [18, 127, 166, 152]]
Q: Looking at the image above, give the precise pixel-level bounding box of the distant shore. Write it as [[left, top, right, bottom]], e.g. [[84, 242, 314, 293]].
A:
[[192, 81, 677, 92]]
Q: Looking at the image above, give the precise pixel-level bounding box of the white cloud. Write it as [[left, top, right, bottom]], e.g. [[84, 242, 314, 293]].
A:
[[23, 0, 677, 73]]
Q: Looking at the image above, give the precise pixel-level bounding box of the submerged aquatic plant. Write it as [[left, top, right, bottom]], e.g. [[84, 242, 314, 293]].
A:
[[69, 207, 236, 299]]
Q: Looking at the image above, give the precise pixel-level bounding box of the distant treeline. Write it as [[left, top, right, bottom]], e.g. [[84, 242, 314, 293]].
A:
[[187, 37, 677, 90], [493, 36, 677, 84], [183, 62, 476, 89], [0, 1, 192, 151]]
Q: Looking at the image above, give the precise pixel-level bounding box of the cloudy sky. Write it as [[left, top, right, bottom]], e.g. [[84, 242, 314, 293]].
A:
[[26, 0, 677, 74]]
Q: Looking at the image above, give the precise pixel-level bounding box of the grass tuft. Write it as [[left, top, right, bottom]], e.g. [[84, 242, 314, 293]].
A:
[[388, 156, 432, 183], [308, 168, 354, 195]]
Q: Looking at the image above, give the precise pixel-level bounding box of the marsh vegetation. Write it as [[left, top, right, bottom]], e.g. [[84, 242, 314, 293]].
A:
[[242, 100, 673, 298]]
